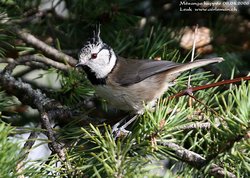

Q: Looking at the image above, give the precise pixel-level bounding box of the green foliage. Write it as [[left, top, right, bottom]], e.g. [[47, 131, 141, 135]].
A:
[[0, 122, 22, 177], [55, 69, 95, 106], [49, 80, 250, 178], [1, 0, 250, 177], [106, 24, 178, 59], [0, 16, 14, 57], [0, 91, 14, 111], [136, 25, 176, 59], [209, 82, 250, 176], [0, 33, 13, 57]]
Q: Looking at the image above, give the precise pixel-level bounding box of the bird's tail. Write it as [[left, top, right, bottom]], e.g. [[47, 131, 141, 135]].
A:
[[166, 57, 224, 75]]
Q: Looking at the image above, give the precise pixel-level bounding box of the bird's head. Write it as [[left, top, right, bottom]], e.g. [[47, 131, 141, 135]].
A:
[[76, 27, 117, 79]]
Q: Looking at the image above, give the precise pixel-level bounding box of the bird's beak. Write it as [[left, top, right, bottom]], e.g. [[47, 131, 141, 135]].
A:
[[75, 61, 85, 68]]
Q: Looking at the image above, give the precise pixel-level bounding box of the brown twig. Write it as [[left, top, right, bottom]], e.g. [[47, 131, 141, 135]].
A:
[[1, 57, 49, 72], [209, 164, 236, 178], [16, 130, 38, 177], [23, 131, 38, 154], [12, 27, 77, 66], [41, 112, 66, 160], [187, 93, 220, 117], [160, 142, 236, 178], [169, 75, 250, 99], [17, 55, 71, 72], [172, 122, 213, 132]]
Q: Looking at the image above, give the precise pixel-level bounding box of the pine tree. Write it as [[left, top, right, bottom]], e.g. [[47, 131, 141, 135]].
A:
[[0, 0, 249, 177]]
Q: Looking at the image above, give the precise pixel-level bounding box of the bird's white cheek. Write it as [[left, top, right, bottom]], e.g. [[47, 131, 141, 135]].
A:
[[96, 54, 108, 64], [92, 58, 105, 66]]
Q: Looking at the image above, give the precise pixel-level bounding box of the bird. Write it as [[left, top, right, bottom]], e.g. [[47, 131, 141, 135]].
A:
[[76, 28, 223, 131]]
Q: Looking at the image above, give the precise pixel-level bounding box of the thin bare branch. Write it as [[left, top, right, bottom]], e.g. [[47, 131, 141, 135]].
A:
[[23, 131, 38, 152], [17, 55, 71, 72], [173, 122, 213, 132], [160, 142, 236, 178], [16, 130, 38, 177], [41, 112, 66, 160], [0, 57, 49, 73], [169, 75, 250, 99], [12, 27, 77, 66]]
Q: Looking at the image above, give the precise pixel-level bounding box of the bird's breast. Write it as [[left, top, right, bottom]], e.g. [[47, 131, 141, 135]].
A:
[[94, 72, 178, 113], [94, 85, 141, 112]]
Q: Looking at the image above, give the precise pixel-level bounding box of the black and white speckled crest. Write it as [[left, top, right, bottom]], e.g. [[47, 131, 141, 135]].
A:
[[79, 26, 104, 58]]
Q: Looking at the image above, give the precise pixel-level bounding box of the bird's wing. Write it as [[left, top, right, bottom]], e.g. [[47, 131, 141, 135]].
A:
[[111, 57, 223, 86], [111, 58, 180, 86]]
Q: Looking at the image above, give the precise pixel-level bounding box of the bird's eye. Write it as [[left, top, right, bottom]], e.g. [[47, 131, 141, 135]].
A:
[[91, 53, 97, 59]]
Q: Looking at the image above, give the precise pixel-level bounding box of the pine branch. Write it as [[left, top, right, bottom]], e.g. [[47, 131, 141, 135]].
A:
[[0, 67, 72, 160], [17, 55, 71, 72], [0, 57, 49, 71], [160, 142, 236, 178], [1, 55, 70, 72], [12, 27, 77, 67]]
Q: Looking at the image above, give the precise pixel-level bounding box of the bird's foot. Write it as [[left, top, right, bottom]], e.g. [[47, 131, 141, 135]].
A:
[[112, 115, 138, 139]]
